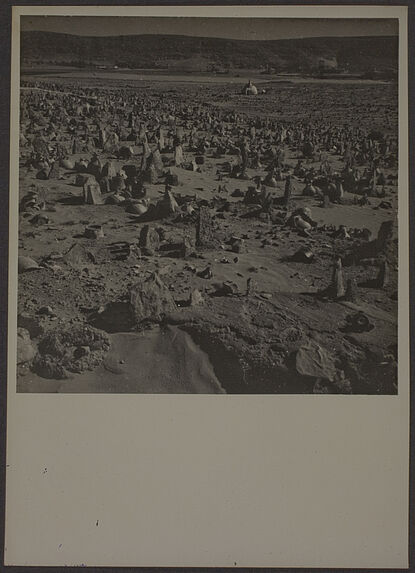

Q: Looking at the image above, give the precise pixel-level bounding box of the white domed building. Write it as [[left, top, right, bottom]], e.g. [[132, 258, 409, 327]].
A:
[[243, 80, 258, 95]]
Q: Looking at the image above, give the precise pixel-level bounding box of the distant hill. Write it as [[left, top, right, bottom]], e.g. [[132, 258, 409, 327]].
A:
[[21, 31, 398, 74]]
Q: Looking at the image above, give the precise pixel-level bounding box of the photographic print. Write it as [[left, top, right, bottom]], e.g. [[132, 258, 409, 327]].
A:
[[5, 6, 410, 570], [16, 14, 400, 394]]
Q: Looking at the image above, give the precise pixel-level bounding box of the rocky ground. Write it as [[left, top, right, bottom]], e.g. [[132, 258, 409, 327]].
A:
[[17, 77, 398, 394]]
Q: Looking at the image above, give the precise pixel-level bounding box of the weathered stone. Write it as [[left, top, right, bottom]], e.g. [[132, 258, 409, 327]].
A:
[[72, 138, 83, 154], [125, 200, 148, 215], [377, 220, 394, 248], [18, 313, 44, 338], [157, 189, 179, 217], [36, 168, 49, 180], [150, 149, 164, 176], [85, 224, 105, 239], [62, 243, 103, 267], [18, 255, 40, 273], [295, 341, 336, 381], [32, 136, 49, 156], [60, 158, 75, 170], [83, 181, 103, 205], [376, 259, 389, 288], [197, 265, 213, 279], [110, 175, 126, 193], [99, 176, 111, 194], [328, 257, 345, 299], [180, 236, 194, 258], [101, 161, 117, 179], [166, 172, 179, 186], [48, 161, 61, 179], [17, 328, 36, 364], [130, 272, 176, 324], [344, 278, 358, 302], [246, 277, 256, 295], [230, 237, 245, 253], [139, 225, 160, 255], [30, 213, 49, 226], [189, 288, 204, 306], [103, 131, 119, 151], [118, 145, 134, 160], [143, 164, 158, 184], [196, 206, 219, 248], [75, 173, 95, 187], [107, 241, 132, 261], [174, 144, 184, 166], [87, 156, 102, 178]]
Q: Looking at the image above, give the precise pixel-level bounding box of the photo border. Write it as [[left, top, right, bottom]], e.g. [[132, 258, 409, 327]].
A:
[[1, 1, 413, 571]]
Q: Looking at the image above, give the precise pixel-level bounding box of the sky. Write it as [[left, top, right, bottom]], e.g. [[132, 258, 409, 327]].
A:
[[21, 16, 398, 41]]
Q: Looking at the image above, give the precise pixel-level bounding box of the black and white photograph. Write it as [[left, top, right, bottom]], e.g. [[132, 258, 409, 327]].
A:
[[16, 14, 400, 394], [4, 5, 410, 570]]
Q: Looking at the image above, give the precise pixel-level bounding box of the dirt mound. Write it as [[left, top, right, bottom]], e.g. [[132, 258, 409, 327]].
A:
[[33, 324, 110, 379]]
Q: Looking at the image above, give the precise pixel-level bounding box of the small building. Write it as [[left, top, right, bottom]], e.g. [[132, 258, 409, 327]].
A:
[[243, 80, 258, 95]]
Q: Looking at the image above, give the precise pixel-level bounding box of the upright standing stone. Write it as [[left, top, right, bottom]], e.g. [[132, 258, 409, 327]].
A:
[[376, 220, 394, 251], [103, 132, 119, 152], [150, 149, 164, 176], [48, 161, 61, 179], [174, 144, 184, 167], [376, 260, 389, 288], [344, 278, 358, 302], [101, 161, 117, 179], [284, 175, 293, 207], [329, 257, 345, 299], [139, 225, 160, 256], [83, 181, 103, 205], [98, 128, 107, 148], [180, 236, 194, 258], [72, 138, 83, 154], [196, 206, 218, 248]]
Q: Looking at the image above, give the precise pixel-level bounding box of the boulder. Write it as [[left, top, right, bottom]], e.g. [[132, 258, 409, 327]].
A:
[[18, 313, 44, 338], [130, 272, 176, 324], [62, 243, 104, 268], [125, 200, 148, 215], [17, 328, 36, 364], [295, 341, 336, 381], [18, 255, 40, 273]]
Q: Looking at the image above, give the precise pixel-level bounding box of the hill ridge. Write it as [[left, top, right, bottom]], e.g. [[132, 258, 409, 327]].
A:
[[21, 30, 399, 73]]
